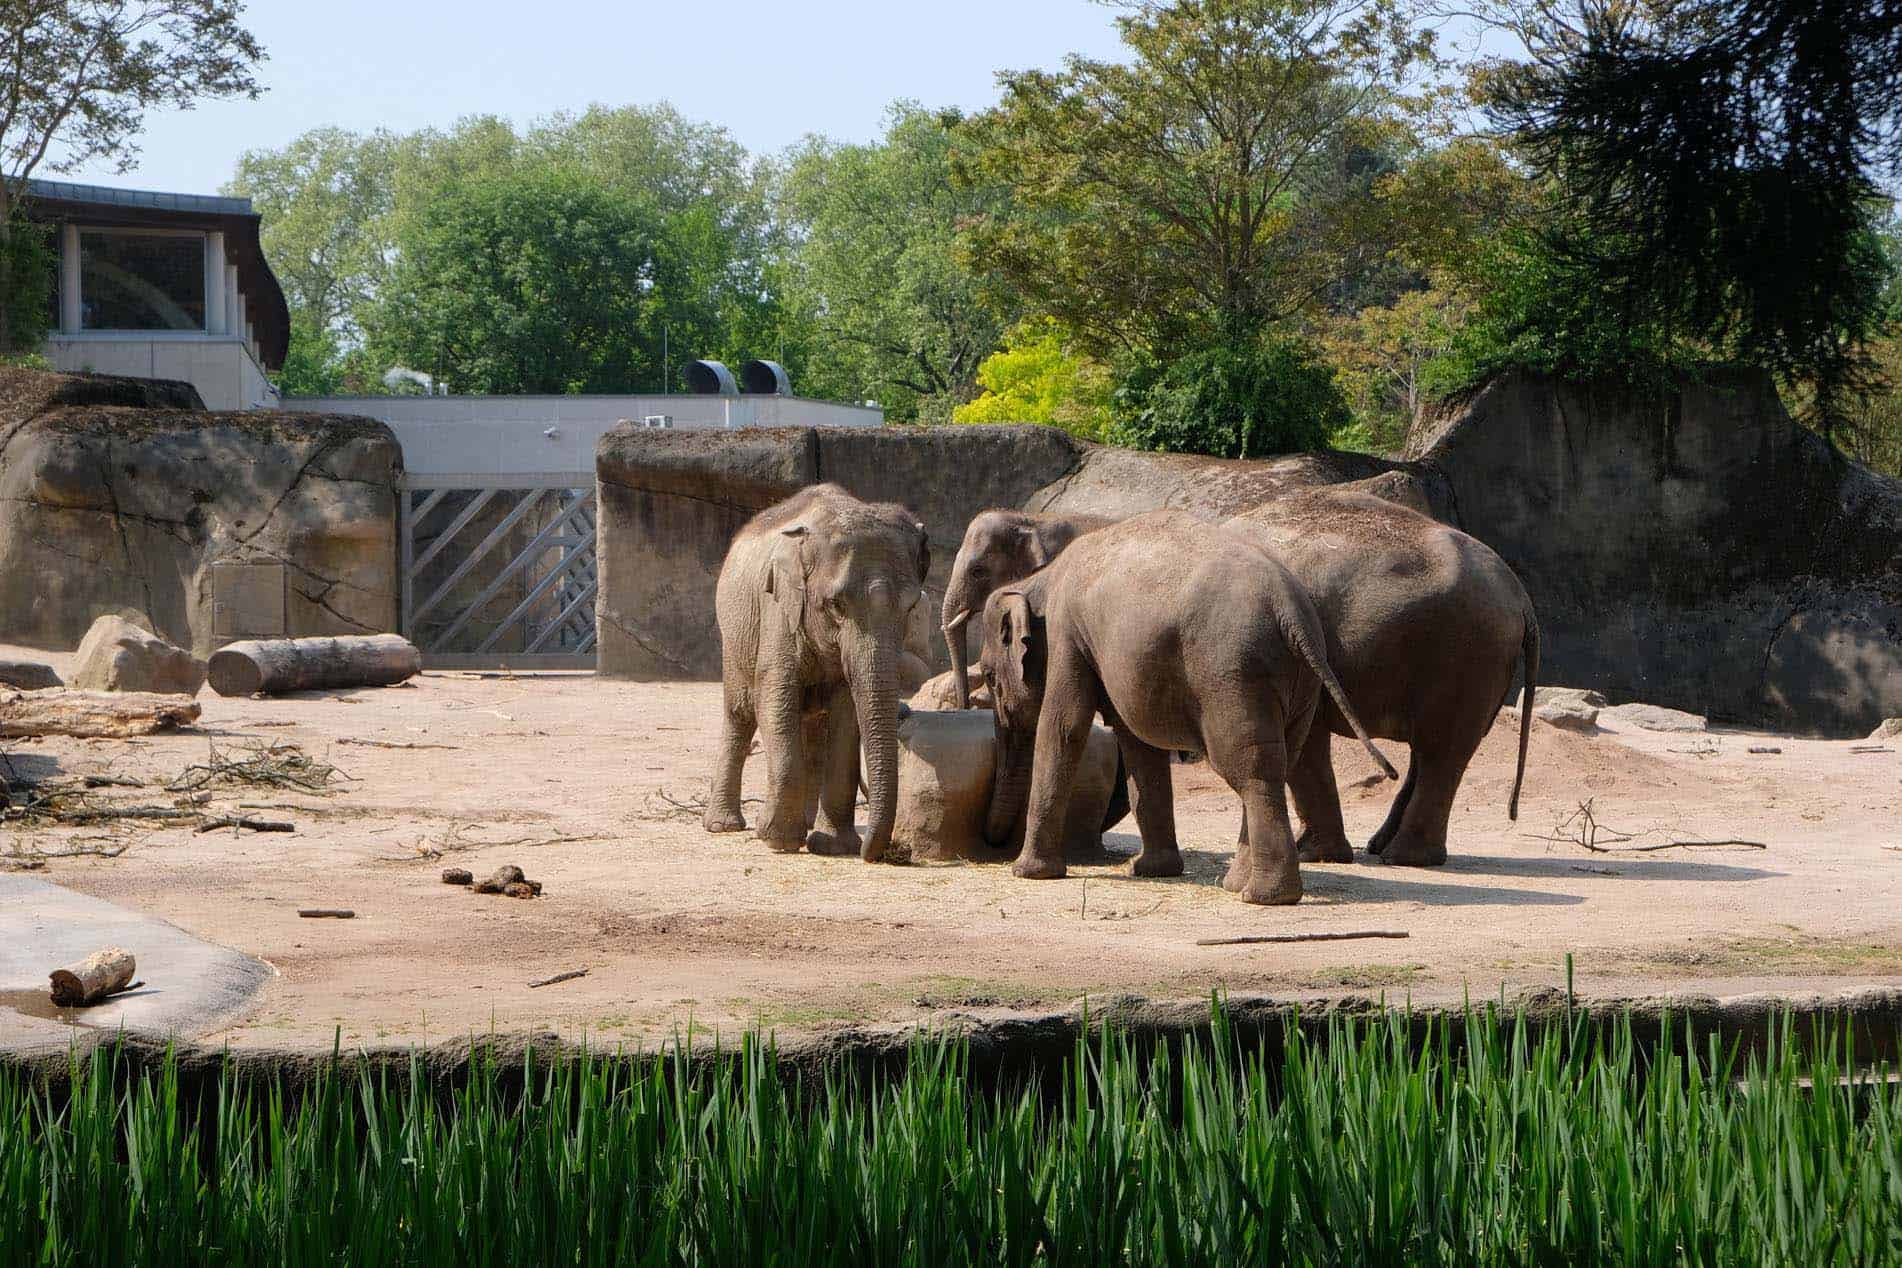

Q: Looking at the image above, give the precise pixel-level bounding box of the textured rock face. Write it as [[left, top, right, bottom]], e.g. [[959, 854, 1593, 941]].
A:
[[1413, 370, 1902, 736], [0, 661, 61, 690], [891, 709, 1121, 863], [71, 614, 206, 694], [0, 368, 401, 657]]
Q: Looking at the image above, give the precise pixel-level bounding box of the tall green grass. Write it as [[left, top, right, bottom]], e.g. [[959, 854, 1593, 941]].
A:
[[1, 1008, 1897, 1265]]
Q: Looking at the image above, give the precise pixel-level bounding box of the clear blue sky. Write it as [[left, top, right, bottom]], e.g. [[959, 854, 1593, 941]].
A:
[[51, 0, 1134, 194]]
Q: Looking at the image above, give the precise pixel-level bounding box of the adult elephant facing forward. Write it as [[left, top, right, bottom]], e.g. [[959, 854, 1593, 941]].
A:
[[704, 483, 929, 861]]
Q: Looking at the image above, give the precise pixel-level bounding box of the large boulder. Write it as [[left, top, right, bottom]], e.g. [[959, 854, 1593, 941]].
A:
[[890, 709, 1124, 863], [0, 660, 61, 690], [1600, 702, 1708, 733], [70, 614, 206, 695], [912, 665, 991, 711], [0, 367, 401, 657]]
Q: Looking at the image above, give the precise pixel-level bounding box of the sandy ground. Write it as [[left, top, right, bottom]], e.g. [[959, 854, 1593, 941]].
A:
[[2, 646, 1898, 1051]]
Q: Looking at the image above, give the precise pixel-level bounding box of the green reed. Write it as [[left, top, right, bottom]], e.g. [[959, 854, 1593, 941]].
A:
[[1, 1006, 1897, 1266]]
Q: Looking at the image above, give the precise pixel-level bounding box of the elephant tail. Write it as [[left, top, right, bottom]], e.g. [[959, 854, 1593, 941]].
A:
[[1280, 607, 1397, 782], [1509, 604, 1539, 821]]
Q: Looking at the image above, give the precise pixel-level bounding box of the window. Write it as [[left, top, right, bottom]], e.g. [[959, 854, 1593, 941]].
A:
[[78, 229, 206, 331]]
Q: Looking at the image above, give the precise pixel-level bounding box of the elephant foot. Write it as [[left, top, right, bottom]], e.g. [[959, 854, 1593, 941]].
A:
[[759, 830, 807, 854], [1236, 873, 1302, 906], [1221, 858, 1246, 893], [1011, 851, 1067, 881], [1295, 828, 1354, 864], [1128, 847, 1183, 878], [1368, 835, 1447, 867], [704, 809, 747, 834], [805, 827, 861, 857]]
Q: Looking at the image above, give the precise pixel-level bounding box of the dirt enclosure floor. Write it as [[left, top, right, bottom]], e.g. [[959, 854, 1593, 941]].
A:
[[3, 652, 1898, 1051]]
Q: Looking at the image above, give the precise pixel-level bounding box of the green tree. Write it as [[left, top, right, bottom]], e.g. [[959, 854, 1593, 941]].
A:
[[960, 0, 1439, 359], [775, 104, 1010, 420], [0, 0, 264, 350], [953, 318, 1115, 440], [363, 166, 663, 395], [1114, 337, 1350, 458]]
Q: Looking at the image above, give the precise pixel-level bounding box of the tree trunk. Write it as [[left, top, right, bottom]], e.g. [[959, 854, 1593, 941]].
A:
[[49, 947, 136, 1006], [0, 689, 201, 738], [207, 635, 422, 696]]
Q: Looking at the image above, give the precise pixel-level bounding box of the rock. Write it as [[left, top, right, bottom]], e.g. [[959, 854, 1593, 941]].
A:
[[889, 709, 1122, 863], [1870, 717, 1902, 740], [70, 616, 206, 695], [1535, 698, 1601, 732], [0, 367, 400, 656], [1540, 686, 1609, 710], [0, 660, 61, 690], [912, 666, 991, 711], [1601, 702, 1708, 733]]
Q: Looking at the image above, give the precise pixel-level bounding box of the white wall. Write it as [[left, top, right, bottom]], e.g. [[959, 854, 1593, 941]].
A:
[[281, 393, 884, 478], [45, 335, 280, 411]]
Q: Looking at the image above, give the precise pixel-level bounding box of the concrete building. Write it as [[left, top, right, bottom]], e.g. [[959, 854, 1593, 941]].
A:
[[28, 177, 287, 410]]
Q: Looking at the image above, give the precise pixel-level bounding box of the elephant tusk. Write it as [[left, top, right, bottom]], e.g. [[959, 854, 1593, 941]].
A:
[[942, 609, 971, 633]]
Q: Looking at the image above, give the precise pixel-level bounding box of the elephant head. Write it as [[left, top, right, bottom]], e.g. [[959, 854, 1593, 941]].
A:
[[978, 581, 1049, 847], [766, 498, 929, 861], [942, 510, 1111, 709]]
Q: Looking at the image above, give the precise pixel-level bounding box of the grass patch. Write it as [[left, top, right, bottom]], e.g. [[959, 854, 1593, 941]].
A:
[[1, 1005, 1898, 1263]]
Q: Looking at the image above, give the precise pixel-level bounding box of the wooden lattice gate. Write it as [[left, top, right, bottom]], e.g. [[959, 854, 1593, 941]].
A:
[[398, 473, 597, 669]]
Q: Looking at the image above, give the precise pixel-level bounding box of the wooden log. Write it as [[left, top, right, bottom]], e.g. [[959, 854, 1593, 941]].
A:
[[207, 635, 422, 697], [48, 947, 136, 1006], [0, 689, 200, 738]]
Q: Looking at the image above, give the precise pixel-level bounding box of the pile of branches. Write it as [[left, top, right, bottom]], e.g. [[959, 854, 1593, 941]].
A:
[[167, 741, 345, 795]]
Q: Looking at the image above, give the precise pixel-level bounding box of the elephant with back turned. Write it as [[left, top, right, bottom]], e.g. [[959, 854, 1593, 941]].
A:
[[704, 483, 929, 861], [942, 481, 1539, 866], [979, 511, 1396, 904]]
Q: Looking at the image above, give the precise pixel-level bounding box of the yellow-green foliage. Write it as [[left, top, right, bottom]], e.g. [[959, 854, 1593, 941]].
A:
[[953, 319, 1115, 441]]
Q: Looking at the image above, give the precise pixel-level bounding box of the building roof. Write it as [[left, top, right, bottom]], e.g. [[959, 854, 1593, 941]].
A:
[[19, 177, 290, 371]]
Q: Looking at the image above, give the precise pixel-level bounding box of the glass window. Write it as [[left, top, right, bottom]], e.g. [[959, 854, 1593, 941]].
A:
[[78, 230, 206, 331]]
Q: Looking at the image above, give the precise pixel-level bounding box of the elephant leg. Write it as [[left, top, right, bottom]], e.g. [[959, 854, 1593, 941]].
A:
[[799, 703, 828, 832], [1113, 728, 1181, 878], [1209, 737, 1301, 906], [755, 681, 809, 852], [1013, 660, 1095, 881], [807, 685, 863, 857], [1374, 734, 1482, 868], [705, 688, 755, 834], [1289, 726, 1353, 864], [1366, 753, 1418, 857]]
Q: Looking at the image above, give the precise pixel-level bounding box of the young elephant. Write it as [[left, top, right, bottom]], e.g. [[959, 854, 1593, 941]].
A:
[[705, 483, 929, 861], [941, 509, 1118, 709], [980, 511, 1394, 905]]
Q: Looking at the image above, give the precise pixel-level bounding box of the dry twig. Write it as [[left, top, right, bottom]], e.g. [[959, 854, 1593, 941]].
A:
[[195, 817, 295, 834], [1195, 930, 1409, 947], [528, 968, 588, 989], [337, 737, 459, 751], [168, 740, 346, 795]]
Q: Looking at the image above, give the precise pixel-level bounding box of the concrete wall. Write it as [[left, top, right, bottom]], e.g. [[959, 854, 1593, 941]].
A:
[[1412, 370, 1902, 735], [45, 335, 279, 411], [284, 393, 882, 478], [0, 368, 400, 656]]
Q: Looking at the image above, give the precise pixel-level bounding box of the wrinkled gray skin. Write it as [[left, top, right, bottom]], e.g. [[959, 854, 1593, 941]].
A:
[[942, 509, 1117, 710], [1227, 488, 1538, 866], [980, 511, 1395, 905], [705, 483, 929, 861]]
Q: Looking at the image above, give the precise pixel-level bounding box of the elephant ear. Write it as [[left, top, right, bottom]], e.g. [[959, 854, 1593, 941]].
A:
[[764, 524, 810, 615], [1017, 524, 1050, 570], [995, 590, 1041, 693]]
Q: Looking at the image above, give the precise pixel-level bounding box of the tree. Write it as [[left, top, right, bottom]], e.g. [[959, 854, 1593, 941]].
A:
[[775, 104, 1010, 421], [1113, 337, 1350, 458], [363, 166, 664, 395], [0, 0, 264, 350], [959, 0, 1439, 359], [953, 318, 1115, 440], [1480, 0, 1902, 434]]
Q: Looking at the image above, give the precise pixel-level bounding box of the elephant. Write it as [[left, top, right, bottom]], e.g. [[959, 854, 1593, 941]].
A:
[[704, 483, 929, 861], [1226, 486, 1538, 866], [979, 510, 1396, 905], [941, 509, 1118, 709]]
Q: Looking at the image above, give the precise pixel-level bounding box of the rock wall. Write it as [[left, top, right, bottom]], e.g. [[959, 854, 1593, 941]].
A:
[[1411, 370, 1901, 735], [0, 368, 402, 656]]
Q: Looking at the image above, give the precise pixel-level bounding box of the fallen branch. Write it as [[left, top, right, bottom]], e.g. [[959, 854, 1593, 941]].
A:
[[298, 909, 355, 919], [168, 741, 345, 795], [0, 689, 200, 738], [527, 968, 588, 989], [337, 737, 459, 751], [1850, 745, 1891, 754], [1598, 839, 1767, 853], [48, 947, 135, 1005], [195, 816, 295, 834], [1195, 930, 1409, 947], [82, 774, 144, 789]]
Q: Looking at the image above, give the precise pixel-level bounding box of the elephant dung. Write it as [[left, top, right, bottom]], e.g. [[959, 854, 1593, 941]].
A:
[[892, 709, 1120, 863], [71, 615, 206, 696]]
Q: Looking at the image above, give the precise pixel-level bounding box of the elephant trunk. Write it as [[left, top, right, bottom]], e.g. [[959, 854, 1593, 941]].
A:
[[942, 607, 972, 709], [846, 627, 900, 861], [985, 723, 1034, 848]]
